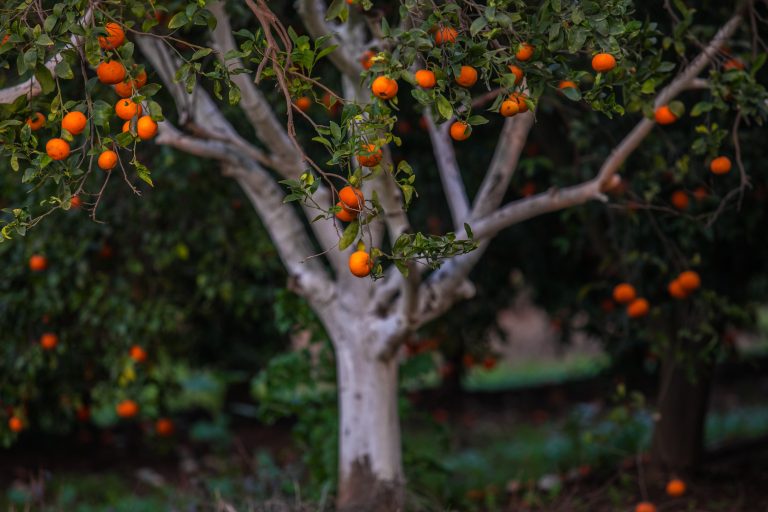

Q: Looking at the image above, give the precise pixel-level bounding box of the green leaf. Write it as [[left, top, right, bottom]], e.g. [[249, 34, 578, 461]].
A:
[[467, 115, 489, 125], [561, 86, 581, 101], [470, 16, 487, 37], [34, 64, 55, 94], [436, 95, 453, 120], [338, 220, 359, 251], [325, 0, 346, 21], [167, 12, 189, 29], [191, 48, 213, 61], [54, 59, 73, 79]]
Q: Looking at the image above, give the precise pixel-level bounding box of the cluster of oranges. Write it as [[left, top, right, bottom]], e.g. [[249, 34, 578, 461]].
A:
[[28, 22, 158, 177], [633, 477, 686, 512], [611, 270, 701, 319], [334, 183, 374, 278]]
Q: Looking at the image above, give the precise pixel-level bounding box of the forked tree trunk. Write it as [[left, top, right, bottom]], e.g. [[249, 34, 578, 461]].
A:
[[650, 351, 713, 470], [334, 341, 404, 512]]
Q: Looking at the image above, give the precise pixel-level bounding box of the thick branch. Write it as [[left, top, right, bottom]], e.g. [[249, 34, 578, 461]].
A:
[[297, 0, 363, 79], [424, 111, 470, 230]]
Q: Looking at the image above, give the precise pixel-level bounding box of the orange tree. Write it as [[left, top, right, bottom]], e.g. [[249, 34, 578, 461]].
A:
[[1, 0, 767, 509]]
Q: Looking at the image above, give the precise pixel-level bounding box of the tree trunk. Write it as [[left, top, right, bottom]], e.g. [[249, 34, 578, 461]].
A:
[[650, 352, 713, 470], [335, 342, 404, 512]]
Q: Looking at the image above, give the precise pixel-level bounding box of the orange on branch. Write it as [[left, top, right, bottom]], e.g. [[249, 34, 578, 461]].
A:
[[635, 503, 657, 512], [654, 105, 678, 125], [339, 186, 364, 211], [434, 26, 458, 45], [515, 43, 534, 61], [500, 100, 519, 117], [46, 138, 70, 160], [666, 478, 686, 497], [558, 80, 578, 91], [356, 144, 382, 167], [627, 298, 650, 319], [710, 156, 731, 175], [678, 270, 701, 292], [508, 65, 524, 85], [612, 283, 637, 304], [97, 60, 126, 85], [26, 112, 45, 131], [360, 50, 375, 70], [98, 22, 125, 49], [671, 190, 689, 210], [591, 53, 616, 73], [449, 121, 470, 141], [40, 332, 58, 350], [668, 279, 688, 300], [137, 116, 158, 140], [29, 254, 47, 271], [62, 111, 87, 135], [415, 69, 436, 88], [115, 99, 142, 120], [349, 250, 373, 277], [295, 96, 312, 112], [130, 345, 147, 363], [8, 417, 23, 432], [116, 399, 139, 418], [455, 66, 478, 88], [98, 150, 118, 171], [335, 202, 357, 222], [155, 418, 174, 437], [371, 76, 398, 99]]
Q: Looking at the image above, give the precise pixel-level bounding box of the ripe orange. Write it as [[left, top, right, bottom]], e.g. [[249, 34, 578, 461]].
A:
[[155, 418, 174, 437], [693, 186, 708, 201], [114, 80, 134, 98], [635, 503, 657, 512], [710, 156, 731, 175], [449, 121, 470, 141], [26, 112, 46, 131], [137, 116, 158, 140], [455, 66, 478, 88], [8, 416, 23, 432], [134, 69, 148, 88], [122, 120, 131, 133], [671, 190, 689, 211], [668, 279, 688, 300], [627, 298, 650, 319], [678, 270, 701, 292], [116, 399, 139, 418], [40, 332, 58, 350], [70, 195, 82, 209], [612, 283, 637, 304], [666, 478, 686, 497], [434, 26, 458, 45], [415, 69, 436, 88], [654, 105, 678, 125], [46, 138, 71, 160], [509, 92, 529, 112], [130, 345, 147, 363], [371, 76, 398, 100], [339, 186, 364, 211], [99, 22, 125, 50], [98, 149, 118, 171], [97, 60, 126, 85], [115, 99, 141, 120], [335, 202, 357, 222], [508, 65, 524, 85], [360, 50, 375, 70], [62, 111, 87, 135], [591, 53, 616, 73], [1, 34, 9, 46], [515, 43, 534, 61], [349, 250, 373, 277], [295, 96, 312, 112], [29, 254, 47, 272], [558, 80, 578, 91], [356, 144, 383, 167], [500, 100, 520, 117], [723, 58, 745, 71]]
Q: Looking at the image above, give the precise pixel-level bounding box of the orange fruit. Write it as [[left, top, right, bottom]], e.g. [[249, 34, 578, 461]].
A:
[[1, 34, 9, 46], [515, 43, 534, 61], [666, 478, 686, 497], [508, 65, 524, 85], [115, 99, 141, 120], [671, 190, 689, 211], [415, 69, 436, 88], [29, 254, 47, 272], [40, 332, 58, 350], [339, 186, 364, 211], [98, 149, 118, 171], [371, 76, 398, 99], [450, 121, 470, 141], [8, 416, 23, 432], [723, 58, 745, 71], [335, 202, 357, 222], [558, 80, 578, 91], [129, 345, 147, 363], [137, 116, 158, 140], [668, 279, 688, 300], [654, 105, 678, 125], [591, 53, 616, 73], [122, 120, 131, 133], [97, 60, 126, 85], [70, 195, 82, 209], [678, 270, 701, 292], [612, 283, 637, 304], [114, 80, 134, 98], [155, 418, 174, 437], [521, 181, 536, 197], [26, 112, 46, 131], [627, 298, 650, 319], [116, 399, 139, 418], [46, 138, 70, 160], [710, 156, 731, 175], [509, 92, 529, 112], [295, 96, 312, 112], [434, 26, 458, 45], [356, 144, 382, 167], [98, 22, 125, 50], [349, 250, 373, 277], [500, 100, 520, 117], [134, 69, 148, 88], [455, 65, 478, 88], [635, 503, 657, 512], [693, 186, 708, 201], [62, 111, 87, 135], [360, 50, 375, 70]]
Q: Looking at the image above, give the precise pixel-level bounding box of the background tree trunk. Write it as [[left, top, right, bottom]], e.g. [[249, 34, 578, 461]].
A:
[[650, 351, 713, 470], [334, 341, 404, 512]]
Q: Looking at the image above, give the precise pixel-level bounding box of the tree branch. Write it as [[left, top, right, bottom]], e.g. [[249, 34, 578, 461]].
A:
[[297, 0, 364, 80], [424, 111, 470, 230]]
